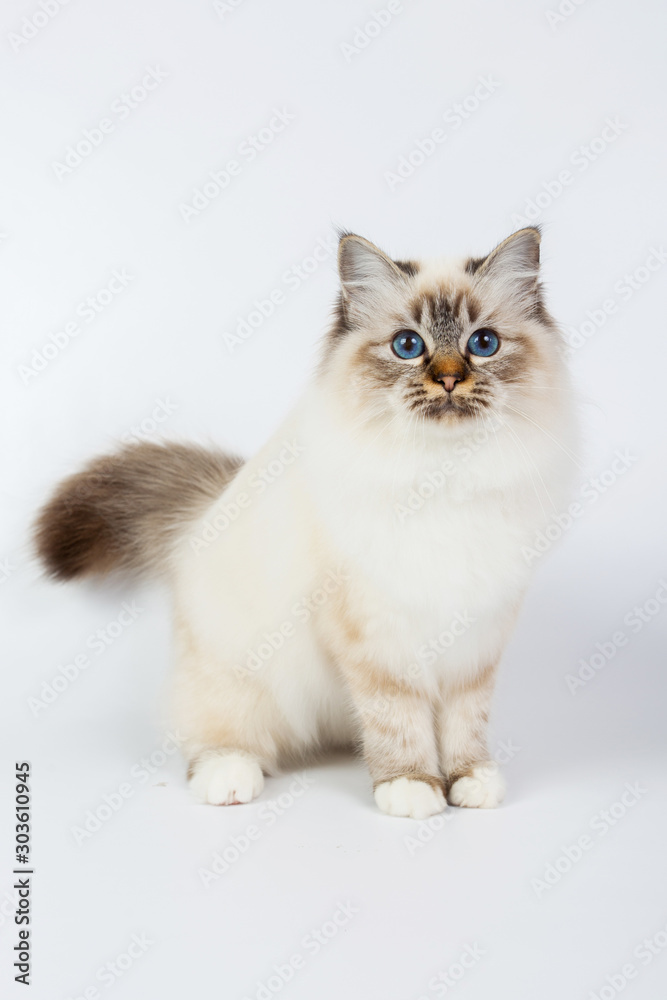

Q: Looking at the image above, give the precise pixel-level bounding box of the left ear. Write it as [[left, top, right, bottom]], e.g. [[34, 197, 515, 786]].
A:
[[337, 234, 407, 320], [474, 228, 543, 313]]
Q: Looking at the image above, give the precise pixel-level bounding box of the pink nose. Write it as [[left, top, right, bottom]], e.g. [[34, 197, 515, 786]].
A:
[[438, 374, 462, 393]]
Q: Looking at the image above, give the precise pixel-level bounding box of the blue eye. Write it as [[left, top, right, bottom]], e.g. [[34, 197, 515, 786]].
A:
[[467, 329, 500, 357], [391, 331, 425, 360]]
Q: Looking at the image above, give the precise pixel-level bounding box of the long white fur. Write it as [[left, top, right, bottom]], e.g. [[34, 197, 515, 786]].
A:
[[168, 236, 576, 817]]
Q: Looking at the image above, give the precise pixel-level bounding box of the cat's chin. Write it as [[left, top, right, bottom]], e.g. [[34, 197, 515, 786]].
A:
[[418, 396, 488, 424]]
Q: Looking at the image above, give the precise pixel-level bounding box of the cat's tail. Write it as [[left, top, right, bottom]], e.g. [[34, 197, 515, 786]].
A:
[[34, 442, 243, 581]]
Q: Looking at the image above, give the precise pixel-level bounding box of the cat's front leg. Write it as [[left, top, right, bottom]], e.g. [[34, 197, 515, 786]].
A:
[[438, 665, 506, 809], [347, 670, 446, 819]]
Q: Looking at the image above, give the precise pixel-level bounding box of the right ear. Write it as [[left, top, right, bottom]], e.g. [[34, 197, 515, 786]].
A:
[[338, 234, 407, 318], [472, 228, 543, 314]]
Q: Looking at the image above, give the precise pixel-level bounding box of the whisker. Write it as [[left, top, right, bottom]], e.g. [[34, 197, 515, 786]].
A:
[[495, 413, 559, 517], [502, 402, 584, 472]]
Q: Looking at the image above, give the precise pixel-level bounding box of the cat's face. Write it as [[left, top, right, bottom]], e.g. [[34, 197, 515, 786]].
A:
[[325, 229, 564, 432]]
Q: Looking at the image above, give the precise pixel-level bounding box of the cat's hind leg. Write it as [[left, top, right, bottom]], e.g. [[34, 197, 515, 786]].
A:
[[171, 622, 284, 807]]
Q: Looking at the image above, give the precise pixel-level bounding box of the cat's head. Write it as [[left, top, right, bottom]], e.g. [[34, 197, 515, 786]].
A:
[[323, 229, 566, 432]]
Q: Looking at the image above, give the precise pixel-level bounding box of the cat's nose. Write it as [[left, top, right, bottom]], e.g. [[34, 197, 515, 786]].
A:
[[436, 373, 463, 393]]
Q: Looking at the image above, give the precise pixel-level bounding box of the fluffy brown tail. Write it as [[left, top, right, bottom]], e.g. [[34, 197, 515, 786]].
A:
[[34, 442, 242, 581]]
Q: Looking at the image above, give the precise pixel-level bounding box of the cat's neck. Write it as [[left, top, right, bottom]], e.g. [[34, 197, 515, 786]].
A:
[[283, 377, 571, 515]]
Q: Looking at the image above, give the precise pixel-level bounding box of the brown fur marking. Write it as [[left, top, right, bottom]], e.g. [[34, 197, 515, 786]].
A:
[[373, 773, 444, 792], [34, 442, 242, 580]]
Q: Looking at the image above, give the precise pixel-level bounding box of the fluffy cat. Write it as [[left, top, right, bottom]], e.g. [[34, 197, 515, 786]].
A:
[[35, 228, 576, 819]]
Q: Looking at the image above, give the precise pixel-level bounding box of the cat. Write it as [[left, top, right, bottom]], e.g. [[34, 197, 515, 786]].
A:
[[34, 227, 576, 820]]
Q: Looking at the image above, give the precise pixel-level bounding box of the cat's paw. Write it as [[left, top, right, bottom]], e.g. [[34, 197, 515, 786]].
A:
[[374, 777, 446, 819], [189, 752, 264, 806], [447, 761, 505, 809]]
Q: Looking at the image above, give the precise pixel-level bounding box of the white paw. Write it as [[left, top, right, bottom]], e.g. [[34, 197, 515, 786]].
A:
[[448, 761, 505, 809], [189, 753, 264, 806], [374, 777, 446, 820]]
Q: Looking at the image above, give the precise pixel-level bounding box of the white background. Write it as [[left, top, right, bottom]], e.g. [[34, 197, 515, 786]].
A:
[[1, 0, 667, 998]]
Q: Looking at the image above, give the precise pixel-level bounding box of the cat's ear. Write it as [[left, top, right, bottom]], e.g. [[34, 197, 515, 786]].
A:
[[473, 228, 543, 313], [338, 234, 407, 316]]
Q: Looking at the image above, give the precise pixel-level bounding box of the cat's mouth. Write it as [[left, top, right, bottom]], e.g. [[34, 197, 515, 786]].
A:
[[418, 393, 487, 422]]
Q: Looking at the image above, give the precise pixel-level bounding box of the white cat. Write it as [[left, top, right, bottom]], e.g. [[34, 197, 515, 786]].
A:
[[35, 228, 576, 819]]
